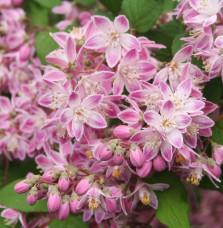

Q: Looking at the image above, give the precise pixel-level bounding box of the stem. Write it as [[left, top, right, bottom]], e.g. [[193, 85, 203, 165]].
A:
[[36, 217, 55, 228], [3, 157, 9, 185]]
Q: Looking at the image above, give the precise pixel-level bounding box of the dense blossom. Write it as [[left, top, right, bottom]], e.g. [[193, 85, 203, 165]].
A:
[[0, 0, 223, 227]]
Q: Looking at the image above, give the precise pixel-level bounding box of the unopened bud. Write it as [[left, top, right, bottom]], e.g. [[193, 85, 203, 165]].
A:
[[27, 187, 38, 205], [153, 156, 166, 172], [75, 175, 94, 195], [136, 161, 152, 178], [47, 187, 61, 213], [114, 125, 134, 139], [130, 144, 144, 168], [58, 172, 70, 192], [14, 180, 31, 194], [56, 195, 70, 220]]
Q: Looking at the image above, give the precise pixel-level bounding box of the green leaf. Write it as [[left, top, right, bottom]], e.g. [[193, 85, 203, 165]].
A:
[[146, 20, 184, 62], [200, 175, 223, 193], [100, 0, 123, 15], [146, 171, 190, 228], [25, 1, 49, 27], [50, 215, 88, 228], [0, 179, 48, 212], [35, 28, 59, 65], [34, 0, 61, 8], [162, 0, 178, 13], [212, 119, 223, 144], [122, 0, 164, 33], [172, 33, 187, 56], [203, 77, 223, 103], [0, 216, 11, 228], [75, 0, 97, 6]]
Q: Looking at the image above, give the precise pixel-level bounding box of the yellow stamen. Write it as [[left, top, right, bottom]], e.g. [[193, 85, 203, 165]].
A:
[[88, 198, 99, 210], [141, 193, 151, 205], [85, 150, 93, 159], [112, 168, 121, 178]]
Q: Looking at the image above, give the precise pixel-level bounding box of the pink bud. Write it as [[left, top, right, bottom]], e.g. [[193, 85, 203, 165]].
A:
[[114, 125, 133, 139], [153, 156, 166, 172], [113, 153, 124, 165], [56, 195, 70, 220], [12, 0, 22, 6], [75, 175, 94, 195], [70, 192, 79, 213], [47, 189, 61, 213], [136, 161, 152, 178], [78, 11, 91, 21], [58, 172, 70, 192], [19, 45, 31, 62], [130, 145, 144, 168], [27, 187, 38, 205], [214, 145, 223, 165], [105, 198, 117, 213], [42, 169, 61, 182], [209, 164, 222, 178], [99, 147, 112, 161], [14, 180, 31, 193]]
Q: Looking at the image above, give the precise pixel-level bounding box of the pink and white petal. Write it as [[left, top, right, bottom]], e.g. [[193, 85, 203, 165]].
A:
[[173, 45, 193, 63], [65, 37, 76, 63], [43, 71, 67, 82], [89, 71, 115, 81], [0, 120, 10, 129], [143, 145, 157, 161], [166, 129, 183, 148], [95, 207, 106, 224], [35, 155, 54, 168], [149, 190, 158, 209], [159, 82, 172, 99], [153, 67, 168, 85], [92, 16, 113, 32], [86, 111, 107, 129], [149, 184, 169, 191], [192, 115, 214, 128], [120, 34, 141, 50], [1, 209, 19, 219], [72, 120, 84, 141], [130, 129, 152, 143], [114, 15, 129, 33], [185, 100, 205, 113], [106, 45, 121, 68], [85, 34, 106, 49], [118, 109, 141, 124], [199, 128, 212, 137], [176, 79, 192, 98], [50, 151, 67, 166], [160, 141, 173, 162], [122, 48, 138, 65], [82, 94, 102, 109], [83, 209, 94, 222], [125, 79, 142, 93], [175, 114, 191, 128], [113, 75, 124, 95], [184, 134, 197, 148], [0, 97, 12, 112], [61, 109, 74, 123], [144, 110, 161, 126], [68, 91, 80, 108], [214, 36, 223, 48], [160, 100, 175, 118], [203, 15, 217, 27]]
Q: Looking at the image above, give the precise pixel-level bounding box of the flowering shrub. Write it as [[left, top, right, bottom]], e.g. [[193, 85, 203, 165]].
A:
[[1, 0, 223, 227]]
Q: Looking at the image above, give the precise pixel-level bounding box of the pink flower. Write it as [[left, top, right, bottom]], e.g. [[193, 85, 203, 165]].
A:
[[85, 15, 140, 67], [144, 100, 191, 149], [61, 92, 107, 140], [113, 48, 156, 95]]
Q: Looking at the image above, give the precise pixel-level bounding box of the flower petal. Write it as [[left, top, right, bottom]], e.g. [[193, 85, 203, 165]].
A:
[[114, 15, 129, 33], [68, 92, 80, 108], [118, 109, 140, 124], [160, 141, 172, 162], [85, 33, 106, 49], [166, 129, 183, 148], [43, 70, 67, 82], [82, 95, 102, 109], [120, 33, 141, 50], [65, 36, 76, 63], [161, 100, 175, 118], [93, 16, 113, 32], [106, 45, 121, 68], [86, 111, 107, 129], [144, 110, 161, 126], [72, 120, 84, 141], [61, 109, 73, 123]]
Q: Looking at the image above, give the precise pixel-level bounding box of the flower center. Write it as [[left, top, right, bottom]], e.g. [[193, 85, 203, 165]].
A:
[[112, 167, 121, 178], [88, 197, 99, 210], [187, 124, 199, 137], [141, 193, 151, 205]]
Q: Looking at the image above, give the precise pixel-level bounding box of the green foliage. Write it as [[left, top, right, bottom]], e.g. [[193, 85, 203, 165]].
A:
[[100, 0, 123, 15], [200, 176, 223, 193], [203, 77, 223, 103], [172, 33, 187, 56], [36, 28, 59, 65], [122, 0, 164, 33], [75, 0, 97, 6], [0, 179, 48, 212], [147, 20, 184, 62], [50, 215, 89, 228], [212, 119, 223, 144], [0, 216, 11, 228], [25, 0, 49, 27], [33, 0, 61, 8], [146, 171, 190, 228], [162, 0, 178, 13]]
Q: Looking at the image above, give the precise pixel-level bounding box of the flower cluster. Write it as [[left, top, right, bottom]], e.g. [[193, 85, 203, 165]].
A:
[[0, 0, 223, 227]]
